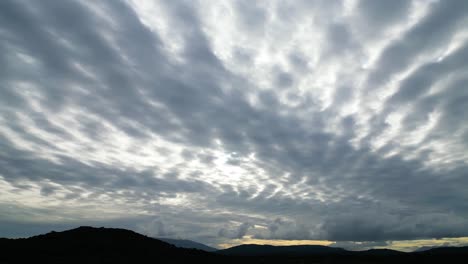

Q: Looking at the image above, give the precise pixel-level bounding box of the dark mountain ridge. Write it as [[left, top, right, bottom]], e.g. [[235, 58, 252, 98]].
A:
[[0, 226, 212, 263], [1, 226, 468, 263], [356, 248, 405, 256], [217, 243, 347, 256], [158, 237, 217, 251]]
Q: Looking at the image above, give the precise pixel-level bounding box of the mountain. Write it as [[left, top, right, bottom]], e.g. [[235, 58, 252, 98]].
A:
[[416, 246, 468, 255], [0, 226, 214, 264], [2, 226, 468, 263], [357, 248, 405, 256], [414, 246, 442, 252], [217, 244, 347, 256], [218, 244, 468, 263], [159, 238, 217, 252]]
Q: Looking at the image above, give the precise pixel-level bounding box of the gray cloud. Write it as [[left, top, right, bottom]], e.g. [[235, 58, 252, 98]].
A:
[[1, 0, 468, 249], [330, 240, 389, 251], [356, 0, 411, 34], [365, 0, 468, 89], [218, 222, 252, 239]]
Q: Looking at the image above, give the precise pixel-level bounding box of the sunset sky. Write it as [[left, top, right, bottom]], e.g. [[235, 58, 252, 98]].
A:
[[1, 0, 468, 251]]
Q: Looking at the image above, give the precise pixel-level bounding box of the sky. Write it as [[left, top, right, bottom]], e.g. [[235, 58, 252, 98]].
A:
[[1, 0, 468, 252]]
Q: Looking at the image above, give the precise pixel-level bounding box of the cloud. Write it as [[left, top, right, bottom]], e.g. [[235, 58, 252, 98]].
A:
[[253, 218, 313, 241], [1, 0, 468, 250], [330, 240, 389, 251], [218, 222, 252, 239]]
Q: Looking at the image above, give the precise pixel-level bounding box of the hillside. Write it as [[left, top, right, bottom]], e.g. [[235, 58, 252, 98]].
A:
[[217, 244, 347, 256], [217, 243, 468, 263], [0, 226, 213, 264], [159, 237, 217, 251], [1, 227, 468, 263]]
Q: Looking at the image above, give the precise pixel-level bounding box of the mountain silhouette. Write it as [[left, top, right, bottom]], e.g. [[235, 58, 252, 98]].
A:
[[1, 226, 468, 263], [355, 248, 405, 256], [416, 246, 468, 255], [0, 226, 213, 264], [216, 243, 468, 263], [159, 237, 217, 251], [414, 246, 440, 252], [217, 244, 347, 256]]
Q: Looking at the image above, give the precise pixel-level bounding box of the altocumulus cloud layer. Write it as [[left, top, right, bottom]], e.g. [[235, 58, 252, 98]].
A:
[[1, 0, 468, 249]]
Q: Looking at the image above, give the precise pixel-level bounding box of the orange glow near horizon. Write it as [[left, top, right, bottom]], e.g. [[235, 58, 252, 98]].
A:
[[218, 236, 468, 252], [218, 236, 333, 249]]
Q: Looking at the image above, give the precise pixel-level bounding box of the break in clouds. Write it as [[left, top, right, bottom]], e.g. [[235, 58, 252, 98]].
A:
[[1, 0, 468, 250]]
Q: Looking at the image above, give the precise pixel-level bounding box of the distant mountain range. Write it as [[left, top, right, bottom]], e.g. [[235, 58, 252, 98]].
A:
[[415, 245, 443, 252], [217, 244, 347, 256], [1, 226, 467, 263], [158, 237, 217, 251]]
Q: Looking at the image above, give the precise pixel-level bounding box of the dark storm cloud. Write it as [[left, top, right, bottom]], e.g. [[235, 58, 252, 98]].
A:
[[1, 0, 468, 249]]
